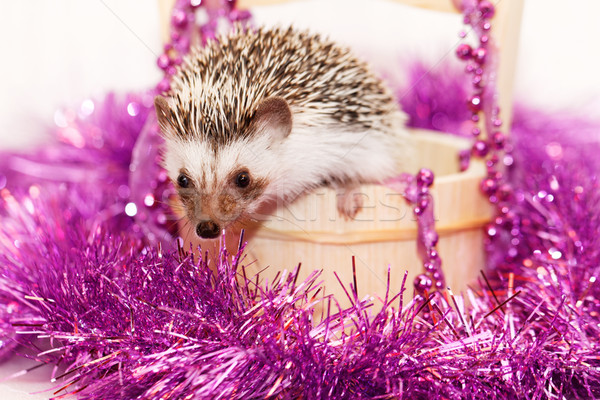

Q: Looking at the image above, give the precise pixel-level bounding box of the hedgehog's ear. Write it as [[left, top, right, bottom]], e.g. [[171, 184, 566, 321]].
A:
[[252, 96, 292, 141], [154, 96, 177, 138]]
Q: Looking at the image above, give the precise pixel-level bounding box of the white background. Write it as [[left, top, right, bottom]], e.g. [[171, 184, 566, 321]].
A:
[[0, 0, 599, 397]]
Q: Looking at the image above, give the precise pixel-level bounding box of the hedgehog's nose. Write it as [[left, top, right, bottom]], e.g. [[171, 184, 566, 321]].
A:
[[196, 221, 221, 239]]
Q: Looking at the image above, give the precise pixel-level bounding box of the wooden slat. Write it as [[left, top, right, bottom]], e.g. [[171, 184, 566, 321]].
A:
[[255, 216, 490, 245]]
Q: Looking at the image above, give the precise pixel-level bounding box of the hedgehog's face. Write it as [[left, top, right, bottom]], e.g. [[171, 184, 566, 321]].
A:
[[161, 137, 274, 239], [155, 95, 292, 239]]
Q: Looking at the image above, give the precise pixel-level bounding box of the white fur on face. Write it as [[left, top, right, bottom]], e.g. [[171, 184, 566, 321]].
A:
[[163, 136, 276, 189], [162, 138, 214, 187], [162, 134, 283, 223]]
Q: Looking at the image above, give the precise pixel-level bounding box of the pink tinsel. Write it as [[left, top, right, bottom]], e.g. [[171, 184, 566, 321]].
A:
[[0, 60, 599, 397]]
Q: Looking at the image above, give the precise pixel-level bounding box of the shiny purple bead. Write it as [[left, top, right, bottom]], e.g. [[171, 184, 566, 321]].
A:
[[507, 247, 519, 259], [158, 170, 169, 183], [456, 43, 473, 60], [492, 132, 505, 149], [473, 47, 487, 64], [472, 140, 489, 157], [486, 157, 498, 169], [428, 248, 439, 261], [478, 1, 495, 18], [414, 274, 433, 292], [416, 169, 434, 187], [171, 9, 188, 28], [481, 177, 498, 195], [157, 54, 171, 70], [171, 30, 182, 42], [424, 261, 436, 272], [404, 184, 418, 203], [468, 95, 482, 113]]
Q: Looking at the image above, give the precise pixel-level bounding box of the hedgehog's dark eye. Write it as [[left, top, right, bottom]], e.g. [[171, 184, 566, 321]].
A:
[[235, 171, 251, 188], [177, 174, 190, 188]]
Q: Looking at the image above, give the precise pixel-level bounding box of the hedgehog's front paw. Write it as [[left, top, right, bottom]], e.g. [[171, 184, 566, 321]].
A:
[[336, 186, 364, 220]]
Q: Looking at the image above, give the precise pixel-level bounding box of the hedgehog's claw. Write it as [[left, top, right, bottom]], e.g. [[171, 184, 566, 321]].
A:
[[336, 186, 364, 220]]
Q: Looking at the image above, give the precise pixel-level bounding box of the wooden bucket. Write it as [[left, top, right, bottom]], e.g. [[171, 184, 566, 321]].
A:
[[240, 130, 492, 303], [179, 129, 491, 307]]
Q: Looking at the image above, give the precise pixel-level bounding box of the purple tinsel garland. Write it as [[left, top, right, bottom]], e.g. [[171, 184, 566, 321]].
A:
[[0, 65, 599, 398]]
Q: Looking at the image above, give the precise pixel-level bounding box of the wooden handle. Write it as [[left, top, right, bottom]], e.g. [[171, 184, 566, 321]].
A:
[[492, 0, 524, 136], [158, 0, 176, 43], [237, 0, 461, 14]]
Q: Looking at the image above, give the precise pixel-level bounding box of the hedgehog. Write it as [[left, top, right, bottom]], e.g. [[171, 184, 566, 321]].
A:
[[155, 26, 409, 239]]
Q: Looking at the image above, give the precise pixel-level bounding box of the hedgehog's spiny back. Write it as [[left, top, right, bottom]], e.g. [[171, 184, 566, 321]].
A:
[[169, 26, 398, 145]]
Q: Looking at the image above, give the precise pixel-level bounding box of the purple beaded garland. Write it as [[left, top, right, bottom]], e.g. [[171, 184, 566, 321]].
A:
[[154, 0, 250, 94], [455, 0, 524, 272], [398, 0, 514, 295]]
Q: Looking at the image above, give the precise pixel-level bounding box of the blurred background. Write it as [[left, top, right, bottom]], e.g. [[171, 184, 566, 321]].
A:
[[1, 0, 599, 151], [0, 0, 599, 397]]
